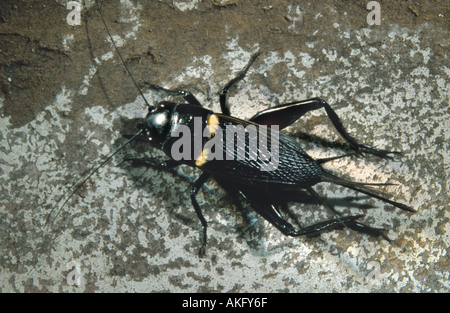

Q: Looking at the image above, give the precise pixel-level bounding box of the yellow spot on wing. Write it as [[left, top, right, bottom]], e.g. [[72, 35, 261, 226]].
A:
[[196, 148, 209, 167], [196, 114, 220, 166], [207, 114, 220, 137]]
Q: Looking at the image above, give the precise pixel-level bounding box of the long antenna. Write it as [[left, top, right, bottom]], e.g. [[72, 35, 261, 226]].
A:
[[95, 0, 152, 108], [46, 2, 154, 226], [45, 129, 144, 227]]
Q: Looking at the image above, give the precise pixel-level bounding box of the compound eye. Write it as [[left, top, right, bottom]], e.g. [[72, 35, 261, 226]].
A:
[[154, 112, 168, 127]]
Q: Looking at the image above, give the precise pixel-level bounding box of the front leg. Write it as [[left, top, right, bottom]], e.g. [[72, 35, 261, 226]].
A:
[[144, 82, 202, 106]]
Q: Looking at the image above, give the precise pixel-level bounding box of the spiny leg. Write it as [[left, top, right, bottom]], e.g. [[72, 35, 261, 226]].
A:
[[219, 51, 261, 116], [286, 215, 365, 236], [256, 201, 365, 237], [249, 98, 401, 158], [306, 187, 392, 241], [144, 82, 202, 106], [190, 172, 210, 257], [233, 182, 365, 238]]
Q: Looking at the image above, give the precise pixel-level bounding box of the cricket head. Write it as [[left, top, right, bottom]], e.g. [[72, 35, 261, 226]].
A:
[[141, 102, 177, 147]]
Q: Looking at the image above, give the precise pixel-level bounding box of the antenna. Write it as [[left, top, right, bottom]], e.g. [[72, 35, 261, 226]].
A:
[[95, 0, 152, 108], [45, 129, 144, 226], [46, 2, 157, 226]]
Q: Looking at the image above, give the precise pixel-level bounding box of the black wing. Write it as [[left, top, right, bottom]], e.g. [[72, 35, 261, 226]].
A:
[[198, 114, 322, 188]]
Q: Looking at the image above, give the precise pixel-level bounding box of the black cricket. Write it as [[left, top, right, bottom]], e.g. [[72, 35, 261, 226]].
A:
[[135, 52, 414, 256], [48, 2, 414, 256]]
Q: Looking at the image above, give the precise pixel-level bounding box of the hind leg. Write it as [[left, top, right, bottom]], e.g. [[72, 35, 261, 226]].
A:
[[306, 187, 392, 241], [249, 98, 401, 158], [224, 180, 367, 238]]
